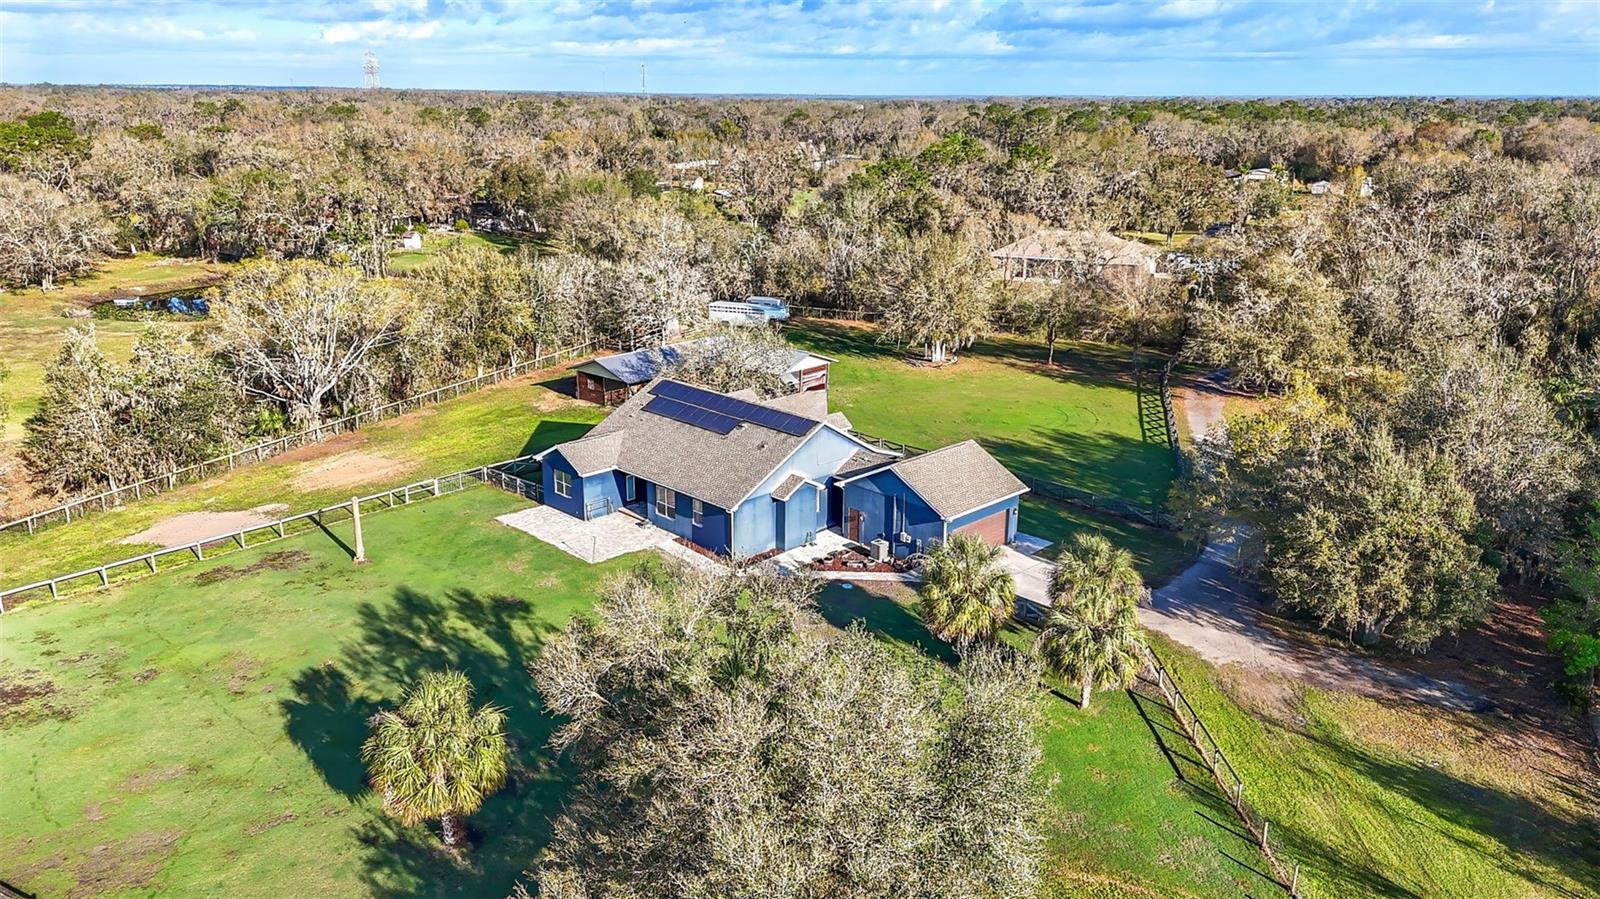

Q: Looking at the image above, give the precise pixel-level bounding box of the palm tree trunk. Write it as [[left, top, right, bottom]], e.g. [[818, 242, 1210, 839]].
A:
[[1080, 676, 1093, 709], [440, 810, 467, 849]]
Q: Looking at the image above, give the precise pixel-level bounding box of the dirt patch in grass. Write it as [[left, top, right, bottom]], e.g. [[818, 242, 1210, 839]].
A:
[[121, 504, 289, 549], [292, 450, 415, 492], [1213, 664, 1306, 730], [274, 427, 367, 464], [192, 549, 311, 586], [211, 652, 265, 695], [244, 811, 298, 836], [120, 764, 191, 793], [0, 669, 69, 726], [67, 828, 183, 899]]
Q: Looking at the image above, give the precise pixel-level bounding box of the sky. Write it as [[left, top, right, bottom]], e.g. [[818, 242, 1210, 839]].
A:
[[0, 0, 1596, 97]]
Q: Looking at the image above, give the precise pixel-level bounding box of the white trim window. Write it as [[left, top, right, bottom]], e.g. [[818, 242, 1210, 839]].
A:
[[656, 487, 676, 519], [554, 469, 572, 499], [692, 498, 704, 526]]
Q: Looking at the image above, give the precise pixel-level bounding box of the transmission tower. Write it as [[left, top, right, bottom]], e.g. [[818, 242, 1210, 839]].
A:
[[362, 51, 380, 89]]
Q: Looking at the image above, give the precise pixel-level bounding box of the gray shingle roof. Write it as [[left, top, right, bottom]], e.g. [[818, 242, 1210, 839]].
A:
[[761, 389, 829, 420], [883, 440, 1028, 519], [771, 473, 812, 502], [554, 431, 624, 476], [564, 379, 825, 510], [575, 340, 832, 387], [834, 448, 898, 478]]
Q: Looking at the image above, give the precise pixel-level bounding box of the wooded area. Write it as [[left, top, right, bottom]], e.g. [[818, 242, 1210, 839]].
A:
[[0, 86, 1595, 707]]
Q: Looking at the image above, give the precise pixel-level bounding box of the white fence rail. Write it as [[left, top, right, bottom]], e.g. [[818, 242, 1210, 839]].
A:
[[0, 455, 542, 612], [0, 342, 595, 538]]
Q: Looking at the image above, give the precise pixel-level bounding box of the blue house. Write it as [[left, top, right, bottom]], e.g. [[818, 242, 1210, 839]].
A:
[[535, 379, 1029, 559]]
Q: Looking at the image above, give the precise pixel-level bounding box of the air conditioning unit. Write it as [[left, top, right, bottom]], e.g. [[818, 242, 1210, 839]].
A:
[[870, 538, 891, 563]]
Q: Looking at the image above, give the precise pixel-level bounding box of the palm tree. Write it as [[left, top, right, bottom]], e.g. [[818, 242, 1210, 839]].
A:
[[1034, 533, 1149, 708], [362, 670, 509, 850], [918, 533, 1016, 649]]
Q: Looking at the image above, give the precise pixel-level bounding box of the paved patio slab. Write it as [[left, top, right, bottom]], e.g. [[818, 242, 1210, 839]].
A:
[[496, 505, 676, 563]]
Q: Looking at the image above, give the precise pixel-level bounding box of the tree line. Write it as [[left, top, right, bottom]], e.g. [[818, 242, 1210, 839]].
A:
[[3, 87, 1596, 707]]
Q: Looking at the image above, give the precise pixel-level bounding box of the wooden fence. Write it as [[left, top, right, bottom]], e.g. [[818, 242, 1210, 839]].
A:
[[787, 304, 882, 321], [0, 342, 594, 538], [0, 455, 542, 613], [1144, 647, 1306, 897]]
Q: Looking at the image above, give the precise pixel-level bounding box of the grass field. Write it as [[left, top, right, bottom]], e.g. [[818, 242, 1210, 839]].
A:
[[788, 321, 1193, 579], [0, 253, 227, 443], [386, 230, 524, 274], [1152, 639, 1600, 899], [6, 487, 1589, 899], [0, 488, 1247, 899], [0, 375, 605, 588], [3, 320, 1191, 590]]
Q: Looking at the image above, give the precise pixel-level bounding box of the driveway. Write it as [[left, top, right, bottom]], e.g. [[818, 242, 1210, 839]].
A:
[[1001, 522, 1489, 712]]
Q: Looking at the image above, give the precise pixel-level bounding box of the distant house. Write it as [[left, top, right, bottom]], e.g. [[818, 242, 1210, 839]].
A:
[[991, 229, 1161, 284], [536, 380, 1027, 557], [1308, 180, 1331, 196], [571, 340, 834, 406], [398, 231, 424, 250], [1243, 167, 1275, 183]]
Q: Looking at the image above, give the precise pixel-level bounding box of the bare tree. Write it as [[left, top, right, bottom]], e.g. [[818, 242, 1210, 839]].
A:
[[204, 260, 412, 427], [0, 174, 112, 289]]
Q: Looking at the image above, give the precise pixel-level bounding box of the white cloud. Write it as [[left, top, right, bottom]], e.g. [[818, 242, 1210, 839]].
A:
[[548, 36, 726, 56], [318, 19, 441, 43]]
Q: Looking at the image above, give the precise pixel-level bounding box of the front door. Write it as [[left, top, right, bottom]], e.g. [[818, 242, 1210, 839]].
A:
[[846, 508, 863, 542]]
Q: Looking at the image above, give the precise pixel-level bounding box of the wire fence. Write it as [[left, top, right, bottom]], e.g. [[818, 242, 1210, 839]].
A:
[[1143, 646, 1306, 898], [0, 342, 595, 539], [0, 455, 543, 613], [786, 304, 882, 321]]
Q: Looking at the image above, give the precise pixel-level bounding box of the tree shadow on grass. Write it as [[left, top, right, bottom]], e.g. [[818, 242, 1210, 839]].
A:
[[1281, 728, 1600, 898], [814, 584, 958, 667], [517, 418, 595, 459], [280, 585, 568, 898]]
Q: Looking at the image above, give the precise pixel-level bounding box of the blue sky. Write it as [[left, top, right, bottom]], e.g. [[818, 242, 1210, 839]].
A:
[[1, 0, 1596, 96]]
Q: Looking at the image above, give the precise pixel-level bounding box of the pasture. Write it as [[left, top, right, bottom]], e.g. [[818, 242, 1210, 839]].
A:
[[1, 487, 1245, 898]]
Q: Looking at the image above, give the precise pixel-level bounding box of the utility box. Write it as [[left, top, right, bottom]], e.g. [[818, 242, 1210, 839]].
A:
[[870, 538, 890, 563]]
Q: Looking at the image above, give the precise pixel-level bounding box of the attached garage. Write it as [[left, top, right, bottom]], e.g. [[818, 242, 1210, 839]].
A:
[[953, 506, 1012, 546], [836, 440, 1028, 555]]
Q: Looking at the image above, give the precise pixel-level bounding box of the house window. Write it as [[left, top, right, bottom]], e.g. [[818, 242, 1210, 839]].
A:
[[554, 469, 572, 499], [656, 487, 676, 519], [692, 498, 703, 526]]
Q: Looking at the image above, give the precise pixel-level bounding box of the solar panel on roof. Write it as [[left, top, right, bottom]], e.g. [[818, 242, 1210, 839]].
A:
[[647, 380, 817, 436], [643, 396, 739, 435]]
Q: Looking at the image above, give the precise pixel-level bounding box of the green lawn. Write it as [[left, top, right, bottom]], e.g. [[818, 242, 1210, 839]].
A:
[[787, 321, 1176, 507], [0, 375, 603, 589], [788, 321, 1192, 581], [816, 582, 1258, 899], [7, 488, 1586, 899], [0, 253, 228, 443], [0, 487, 644, 898], [0, 488, 1245, 898], [1150, 637, 1600, 899], [386, 230, 525, 274]]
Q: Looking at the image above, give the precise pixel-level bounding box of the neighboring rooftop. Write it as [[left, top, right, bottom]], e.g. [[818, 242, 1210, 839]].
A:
[[991, 229, 1160, 267], [573, 339, 833, 388]]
